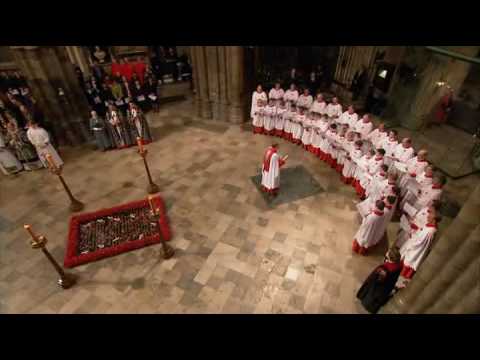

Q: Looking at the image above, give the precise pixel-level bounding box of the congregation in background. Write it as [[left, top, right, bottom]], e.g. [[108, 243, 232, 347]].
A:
[[250, 82, 446, 310]]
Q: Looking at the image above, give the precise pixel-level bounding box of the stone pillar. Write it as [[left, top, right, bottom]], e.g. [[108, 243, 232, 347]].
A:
[[192, 46, 212, 119], [217, 46, 230, 121], [226, 46, 246, 124], [205, 46, 221, 120], [10, 46, 91, 146], [382, 182, 480, 314]]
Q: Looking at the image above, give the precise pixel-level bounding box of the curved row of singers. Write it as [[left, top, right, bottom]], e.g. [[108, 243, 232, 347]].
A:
[[250, 84, 446, 285]]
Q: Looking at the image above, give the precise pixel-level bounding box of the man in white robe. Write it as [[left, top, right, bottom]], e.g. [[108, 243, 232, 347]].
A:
[[341, 139, 363, 184], [252, 100, 266, 134], [251, 85, 268, 119], [297, 88, 313, 111], [354, 114, 374, 140], [261, 143, 287, 197], [269, 83, 285, 106], [338, 105, 358, 127], [353, 200, 386, 255], [310, 94, 327, 115], [367, 122, 388, 149], [326, 97, 342, 120], [275, 101, 287, 137], [282, 104, 296, 141], [390, 138, 415, 173], [26, 121, 63, 169], [283, 84, 299, 110], [379, 130, 399, 167], [398, 211, 438, 280], [413, 175, 445, 210], [263, 100, 277, 135], [291, 108, 305, 145], [398, 149, 429, 193]]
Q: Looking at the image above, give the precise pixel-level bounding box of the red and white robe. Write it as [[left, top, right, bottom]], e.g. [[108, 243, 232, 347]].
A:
[[341, 147, 363, 183], [261, 146, 286, 193], [275, 107, 287, 136], [353, 209, 386, 255], [283, 110, 295, 140], [396, 206, 430, 249], [250, 90, 267, 118], [400, 224, 437, 278], [335, 134, 348, 173], [297, 94, 313, 110], [414, 184, 443, 210], [269, 88, 285, 106], [338, 111, 358, 127], [252, 105, 266, 134], [367, 128, 388, 149], [263, 105, 277, 135], [379, 138, 399, 167], [283, 89, 299, 110], [291, 113, 305, 144], [310, 100, 327, 116], [390, 143, 415, 173], [399, 157, 429, 195], [326, 103, 343, 119], [354, 120, 374, 140]]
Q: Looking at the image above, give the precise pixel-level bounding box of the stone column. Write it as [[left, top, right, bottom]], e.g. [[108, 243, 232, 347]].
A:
[[205, 46, 221, 120], [226, 46, 246, 124], [217, 46, 230, 121], [382, 182, 480, 314], [10, 46, 91, 146], [192, 46, 212, 119]]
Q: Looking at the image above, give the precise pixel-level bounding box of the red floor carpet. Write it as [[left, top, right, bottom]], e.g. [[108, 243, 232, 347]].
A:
[[64, 196, 171, 268]]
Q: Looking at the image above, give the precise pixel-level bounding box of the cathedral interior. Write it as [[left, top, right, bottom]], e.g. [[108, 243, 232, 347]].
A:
[[0, 46, 479, 314]]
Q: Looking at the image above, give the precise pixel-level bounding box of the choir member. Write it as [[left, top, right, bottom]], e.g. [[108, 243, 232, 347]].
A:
[[326, 96, 342, 120], [353, 200, 386, 255], [283, 83, 299, 110], [275, 101, 287, 137], [367, 122, 388, 149], [398, 149, 429, 192], [379, 130, 399, 167], [4, 119, 42, 170], [324, 123, 339, 167], [341, 140, 363, 184], [301, 113, 314, 150], [261, 143, 287, 197], [269, 83, 285, 106], [89, 110, 112, 151], [291, 107, 305, 145], [338, 105, 358, 127], [390, 138, 415, 173], [354, 114, 374, 139], [355, 149, 376, 198], [356, 247, 402, 314], [251, 85, 268, 120], [334, 125, 349, 172], [106, 104, 131, 149], [366, 164, 389, 199], [127, 102, 152, 143], [310, 114, 324, 157], [399, 211, 438, 279], [297, 88, 313, 111], [26, 121, 63, 169], [310, 93, 327, 116], [0, 128, 22, 175], [263, 100, 277, 136], [413, 175, 445, 210], [283, 104, 296, 141]]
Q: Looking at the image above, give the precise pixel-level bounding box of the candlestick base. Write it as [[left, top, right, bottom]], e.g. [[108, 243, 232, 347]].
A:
[[69, 199, 85, 212], [147, 182, 160, 194], [161, 243, 175, 260], [58, 273, 77, 289]]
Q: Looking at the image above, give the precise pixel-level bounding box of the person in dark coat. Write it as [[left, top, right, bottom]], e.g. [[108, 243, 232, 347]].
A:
[[356, 247, 402, 314]]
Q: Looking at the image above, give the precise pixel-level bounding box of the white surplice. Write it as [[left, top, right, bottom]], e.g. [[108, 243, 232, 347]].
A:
[[354, 210, 386, 249], [250, 91, 268, 118], [400, 225, 437, 271]]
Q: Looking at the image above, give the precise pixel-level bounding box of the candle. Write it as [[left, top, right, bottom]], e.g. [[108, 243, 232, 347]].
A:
[[45, 154, 57, 170], [136, 137, 144, 153], [24, 224, 38, 241], [147, 195, 155, 211]]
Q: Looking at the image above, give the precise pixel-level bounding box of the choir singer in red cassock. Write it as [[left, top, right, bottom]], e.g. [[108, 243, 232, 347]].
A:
[[261, 143, 287, 197]]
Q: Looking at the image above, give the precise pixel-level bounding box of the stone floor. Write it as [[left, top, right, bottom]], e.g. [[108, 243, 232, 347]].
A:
[[1, 98, 479, 314]]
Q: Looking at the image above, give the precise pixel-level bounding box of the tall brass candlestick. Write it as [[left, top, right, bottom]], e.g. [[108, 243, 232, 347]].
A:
[[149, 206, 174, 260], [137, 139, 159, 194], [46, 154, 84, 212], [24, 224, 77, 289]]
